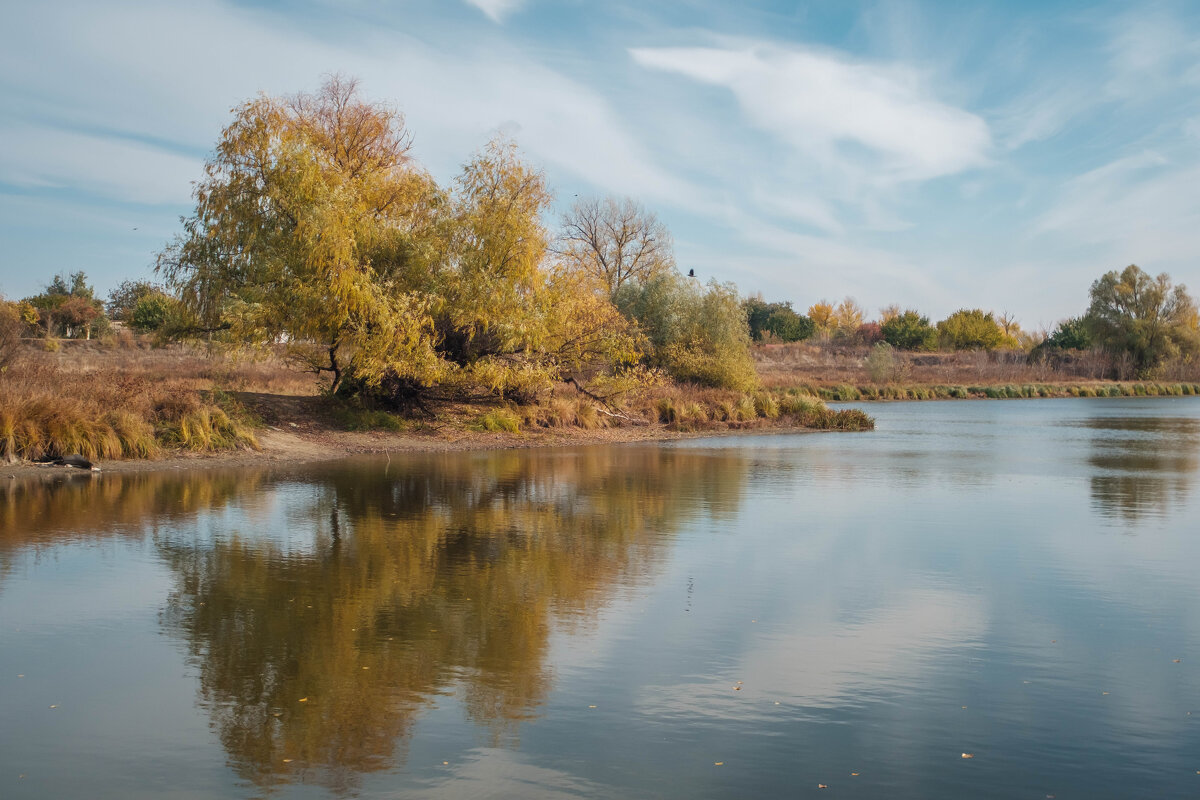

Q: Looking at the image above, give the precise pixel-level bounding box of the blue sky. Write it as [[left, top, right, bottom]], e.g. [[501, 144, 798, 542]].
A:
[[2, 0, 1199, 329]]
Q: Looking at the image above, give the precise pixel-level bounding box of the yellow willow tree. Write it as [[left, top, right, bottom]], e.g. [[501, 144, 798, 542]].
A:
[[427, 139, 641, 402], [158, 77, 447, 394], [161, 79, 639, 407]]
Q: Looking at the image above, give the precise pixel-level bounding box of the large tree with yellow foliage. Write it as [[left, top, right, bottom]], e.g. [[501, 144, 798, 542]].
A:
[[160, 78, 639, 406]]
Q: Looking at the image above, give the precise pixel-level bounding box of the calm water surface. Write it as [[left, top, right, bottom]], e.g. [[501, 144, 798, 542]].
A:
[[2, 398, 1199, 799]]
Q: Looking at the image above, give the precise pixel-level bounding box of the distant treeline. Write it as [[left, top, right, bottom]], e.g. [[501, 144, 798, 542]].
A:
[[745, 265, 1200, 380]]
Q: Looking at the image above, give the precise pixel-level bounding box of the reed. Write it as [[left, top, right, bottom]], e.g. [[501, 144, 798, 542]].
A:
[[475, 407, 522, 433]]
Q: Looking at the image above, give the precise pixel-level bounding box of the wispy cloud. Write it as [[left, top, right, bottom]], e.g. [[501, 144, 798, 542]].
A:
[[462, 0, 526, 24], [0, 0, 700, 211], [1104, 5, 1200, 101], [0, 124, 202, 205], [1036, 150, 1200, 264], [630, 44, 992, 183]]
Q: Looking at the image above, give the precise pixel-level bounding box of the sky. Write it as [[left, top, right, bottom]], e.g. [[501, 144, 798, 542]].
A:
[[2, 0, 1199, 330]]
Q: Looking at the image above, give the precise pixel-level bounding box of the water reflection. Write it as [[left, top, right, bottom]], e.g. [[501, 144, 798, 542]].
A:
[[1082, 416, 1200, 521], [6, 401, 1200, 800], [145, 449, 748, 792]]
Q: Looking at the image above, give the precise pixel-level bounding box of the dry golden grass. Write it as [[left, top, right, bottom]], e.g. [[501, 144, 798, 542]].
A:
[[0, 346, 260, 462], [42, 339, 320, 396]]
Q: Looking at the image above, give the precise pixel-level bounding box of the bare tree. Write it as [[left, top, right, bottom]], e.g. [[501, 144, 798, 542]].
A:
[[557, 196, 674, 297], [997, 311, 1022, 339]]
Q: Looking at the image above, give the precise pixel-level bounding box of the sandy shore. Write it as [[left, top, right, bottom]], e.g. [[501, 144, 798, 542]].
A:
[[2, 419, 824, 480]]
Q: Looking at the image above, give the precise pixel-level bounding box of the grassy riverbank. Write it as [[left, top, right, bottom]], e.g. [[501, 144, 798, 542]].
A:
[[10, 335, 1200, 470], [796, 381, 1200, 401], [0, 341, 872, 467], [755, 340, 1200, 402]]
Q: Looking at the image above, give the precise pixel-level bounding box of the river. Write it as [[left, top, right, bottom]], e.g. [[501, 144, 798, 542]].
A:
[[2, 397, 1199, 798]]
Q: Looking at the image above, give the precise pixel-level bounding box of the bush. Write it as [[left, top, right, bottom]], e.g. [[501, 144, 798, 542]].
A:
[[937, 309, 1005, 350], [881, 310, 937, 350], [856, 322, 884, 345], [616, 273, 758, 392], [1046, 317, 1092, 350], [745, 298, 814, 342], [866, 342, 906, 383], [130, 293, 175, 333]]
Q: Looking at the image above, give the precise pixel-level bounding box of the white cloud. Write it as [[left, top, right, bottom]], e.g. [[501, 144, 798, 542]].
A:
[[992, 81, 1095, 151], [1035, 150, 1190, 251], [0, 125, 202, 205], [0, 0, 700, 212], [463, 0, 526, 24], [630, 44, 992, 183], [1104, 8, 1200, 100]]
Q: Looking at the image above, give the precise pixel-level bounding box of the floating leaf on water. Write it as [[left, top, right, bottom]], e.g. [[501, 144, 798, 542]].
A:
[[818, 784, 828, 789], [962, 753, 974, 759], [49, 705, 58, 709], [851, 772, 859, 776], [1175, 659, 1182, 663], [588, 705, 597, 709], [299, 697, 308, 702], [17, 674, 24, 678], [282, 758, 293, 763], [714, 762, 724, 766]]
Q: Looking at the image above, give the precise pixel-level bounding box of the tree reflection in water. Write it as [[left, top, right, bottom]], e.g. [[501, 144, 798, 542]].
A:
[[148, 448, 748, 792], [1083, 417, 1200, 522]]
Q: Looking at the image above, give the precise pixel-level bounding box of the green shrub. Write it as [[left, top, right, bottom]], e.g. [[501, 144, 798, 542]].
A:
[[866, 342, 906, 383], [130, 293, 176, 333], [477, 408, 521, 433], [881, 310, 937, 351], [937, 309, 1005, 350], [616, 274, 758, 391]]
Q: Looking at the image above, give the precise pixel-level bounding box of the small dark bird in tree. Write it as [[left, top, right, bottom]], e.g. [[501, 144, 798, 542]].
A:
[[687, 269, 695, 278]]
